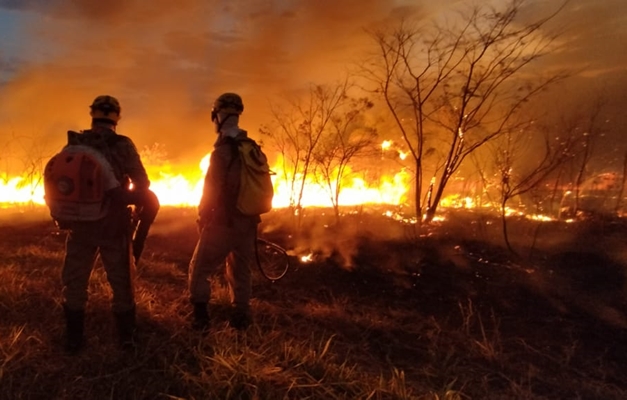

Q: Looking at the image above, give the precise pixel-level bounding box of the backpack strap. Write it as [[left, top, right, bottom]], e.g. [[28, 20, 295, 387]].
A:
[[68, 129, 128, 184], [225, 136, 240, 170]]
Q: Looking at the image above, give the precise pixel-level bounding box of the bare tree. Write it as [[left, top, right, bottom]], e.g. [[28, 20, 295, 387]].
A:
[[535, 92, 614, 219], [0, 132, 52, 205], [312, 97, 378, 223], [491, 121, 576, 254], [362, 0, 568, 223], [260, 80, 355, 220], [0, 132, 23, 181], [570, 96, 608, 215]]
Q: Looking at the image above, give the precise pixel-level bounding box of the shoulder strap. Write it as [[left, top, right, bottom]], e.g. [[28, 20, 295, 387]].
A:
[[65, 129, 126, 184], [225, 137, 241, 170]]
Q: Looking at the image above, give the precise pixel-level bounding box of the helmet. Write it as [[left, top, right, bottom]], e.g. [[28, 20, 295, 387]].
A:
[[90, 95, 121, 124], [212, 93, 244, 121]]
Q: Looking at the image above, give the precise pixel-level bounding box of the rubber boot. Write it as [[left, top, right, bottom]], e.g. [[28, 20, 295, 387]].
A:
[[63, 305, 85, 354], [192, 302, 209, 331], [114, 307, 136, 350], [229, 307, 252, 331]]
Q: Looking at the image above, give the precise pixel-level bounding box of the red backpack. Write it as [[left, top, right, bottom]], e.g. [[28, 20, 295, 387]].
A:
[[43, 131, 121, 223]]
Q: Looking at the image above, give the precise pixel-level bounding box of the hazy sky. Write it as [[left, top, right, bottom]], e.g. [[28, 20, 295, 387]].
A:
[[0, 0, 625, 172]]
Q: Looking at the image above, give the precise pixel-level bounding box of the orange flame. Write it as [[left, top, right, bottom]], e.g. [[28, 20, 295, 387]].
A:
[[0, 153, 409, 209]]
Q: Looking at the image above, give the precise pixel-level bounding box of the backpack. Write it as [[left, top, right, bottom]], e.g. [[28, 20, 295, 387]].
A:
[[43, 130, 121, 223], [231, 137, 274, 216]]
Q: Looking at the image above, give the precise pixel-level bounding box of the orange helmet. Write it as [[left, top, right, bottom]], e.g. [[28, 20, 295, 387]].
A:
[[90, 95, 121, 124]]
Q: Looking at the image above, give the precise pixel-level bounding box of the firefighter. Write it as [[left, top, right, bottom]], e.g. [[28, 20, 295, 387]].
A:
[[188, 92, 260, 331], [59, 95, 152, 353]]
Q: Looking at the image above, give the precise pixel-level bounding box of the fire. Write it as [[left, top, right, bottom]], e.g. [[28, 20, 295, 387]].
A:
[[439, 195, 476, 209], [140, 154, 209, 206], [271, 154, 409, 208], [300, 253, 314, 263], [0, 176, 45, 206], [0, 153, 410, 209]]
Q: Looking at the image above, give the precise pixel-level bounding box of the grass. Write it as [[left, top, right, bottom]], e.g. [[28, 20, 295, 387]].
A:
[[1, 206, 627, 399]]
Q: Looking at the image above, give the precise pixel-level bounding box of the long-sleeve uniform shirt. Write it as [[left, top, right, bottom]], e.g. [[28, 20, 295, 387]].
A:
[[87, 126, 150, 192]]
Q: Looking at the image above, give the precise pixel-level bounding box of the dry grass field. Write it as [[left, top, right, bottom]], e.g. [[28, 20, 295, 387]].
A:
[[1, 206, 627, 399]]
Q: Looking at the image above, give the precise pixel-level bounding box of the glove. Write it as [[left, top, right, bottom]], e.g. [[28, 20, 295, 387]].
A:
[[131, 189, 160, 263], [137, 189, 160, 224]]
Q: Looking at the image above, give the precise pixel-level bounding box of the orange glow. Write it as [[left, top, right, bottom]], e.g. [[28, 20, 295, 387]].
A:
[[0, 176, 45, 206], [300, 253, 314, 263], [0, 153, 409, 209], [271, 154, 409, 208], [0, 147, 585, 224]]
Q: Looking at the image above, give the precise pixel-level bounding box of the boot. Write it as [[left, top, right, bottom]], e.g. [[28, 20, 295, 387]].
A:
[[63, 305, 85, 354], [192, 302, 209, 331], [229, 307, 252, 331], [114, 307, 136, 350]]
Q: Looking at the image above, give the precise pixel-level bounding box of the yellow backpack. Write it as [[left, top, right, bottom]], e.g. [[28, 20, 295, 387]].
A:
[[232, 137, 274, 215]]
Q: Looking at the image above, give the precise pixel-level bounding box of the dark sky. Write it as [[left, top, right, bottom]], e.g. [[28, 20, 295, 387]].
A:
[[0, 0, 625, 172]]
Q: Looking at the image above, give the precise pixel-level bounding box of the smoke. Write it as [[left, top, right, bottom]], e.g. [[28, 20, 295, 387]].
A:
[[259, 207, 410, 269], [526, 0, 627, 74], [0, 0, 625, 171], [0, 0, 425, 169]]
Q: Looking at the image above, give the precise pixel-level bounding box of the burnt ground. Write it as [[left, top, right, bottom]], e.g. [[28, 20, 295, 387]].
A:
[[2, 206, 627, 398]]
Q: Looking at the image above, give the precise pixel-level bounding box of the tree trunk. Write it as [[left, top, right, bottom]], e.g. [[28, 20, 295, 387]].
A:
[[414, 158, 423, 224]]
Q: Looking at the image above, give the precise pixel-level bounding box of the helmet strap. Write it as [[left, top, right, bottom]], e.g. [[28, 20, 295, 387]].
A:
[[92, 118, 117, 127], [216, 113, 238, 134]]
